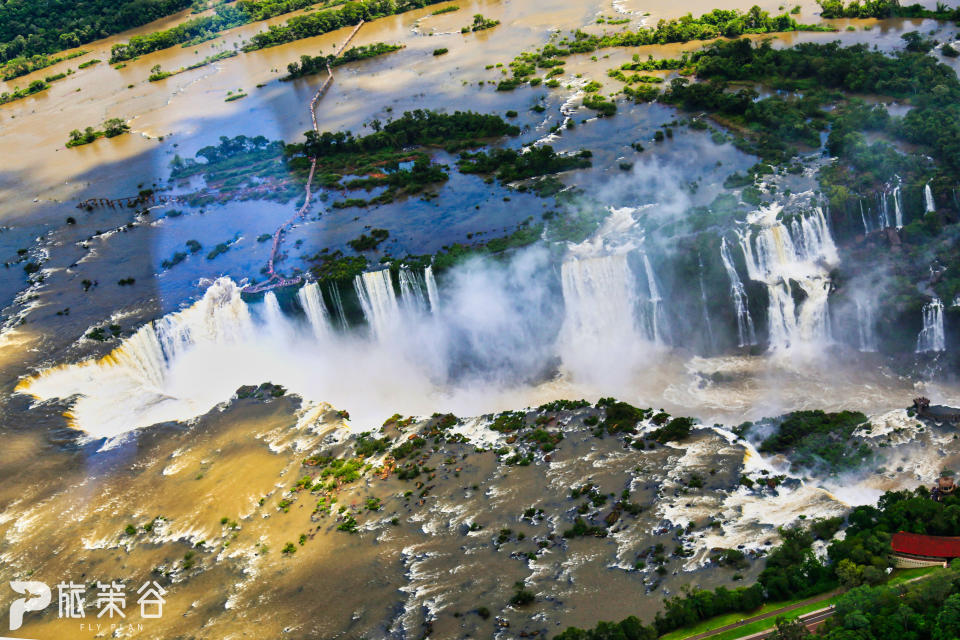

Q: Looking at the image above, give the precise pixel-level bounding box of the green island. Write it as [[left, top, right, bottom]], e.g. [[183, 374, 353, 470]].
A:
[[462, 13, 499, 33], [283, 42, 404, 79], [66, 118, 131, 148]]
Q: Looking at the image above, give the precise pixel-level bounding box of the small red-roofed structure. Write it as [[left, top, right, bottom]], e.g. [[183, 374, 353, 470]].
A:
[[891, 531, 959, 568]]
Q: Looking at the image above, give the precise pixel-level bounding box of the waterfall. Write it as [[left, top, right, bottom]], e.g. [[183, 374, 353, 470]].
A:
[[698, 255, 716, 353], [262, 292, 285, 330], [398, 268, 427, 314], [117, 278, 256, 381], [855, 299, 878, 352], [328, 283, 349, 331], [297, 282, 332, 340], [916, 298, 946, 353], [893, 185, 903, 229], [878, 192, 889, 229], [558, 254, 645, 365], [16, 278, 257, 436], [354, 269, 402, 340], [738, 206, 838, 350], [641, 252, 668, 345], [720, 238, 757, 347], [424, 266, 440, 314], [860, 200, 871, 234], [925, 182, 936, 213]]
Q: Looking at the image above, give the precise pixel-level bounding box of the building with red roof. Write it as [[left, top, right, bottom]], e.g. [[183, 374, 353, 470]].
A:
[[890, 531, 960, 568]]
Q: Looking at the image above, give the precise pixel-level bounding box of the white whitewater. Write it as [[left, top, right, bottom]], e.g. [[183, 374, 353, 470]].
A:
[[354, 269, 402, 340], [558, 254, 647, 383], [424, 266, 440, 314], [17, 279, 256, 437], [398, 268, 428, 314], [328, 283, 349, 331], [925, 182, 936, 213], [860, 200, 871, 234], [855, 298, 878, 353], [297, 282, 333, 340], [641, 253, 667, 345], [698, 255, 716, 353], [738, 205, 838, 350], [893, 185, 904, 229], [916, 298, 946, 353], [720, 238, 757, 348], [262, 292, 285, 332]]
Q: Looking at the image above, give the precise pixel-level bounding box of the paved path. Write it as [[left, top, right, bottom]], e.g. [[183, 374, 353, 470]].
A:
[[689, 572, 935, 640], [682, 590, 840, 640]]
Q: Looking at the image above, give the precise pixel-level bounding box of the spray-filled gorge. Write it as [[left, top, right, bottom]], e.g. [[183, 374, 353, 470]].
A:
[[4, 1, 960, 639]]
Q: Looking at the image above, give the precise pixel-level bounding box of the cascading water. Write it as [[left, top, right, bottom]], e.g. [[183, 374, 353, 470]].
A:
[[916, 298, 946, 353], [698, 255, 716, 354], [860, 200, 871, 234], [354, 269, 402, 340], [558, 254, 648, 383], [893, 184, 903, 229], [925, 182, 936, 213], [16, 278, 257, 437], [398, 268, 428, 314], [641, 253, 668, 345], [424, 266, 440, 314], [878, 192, 890, 230], [328, 284, 349, 331], [297, 282, 333, 340], [720, 238, 757, 348], [262, 292, 286, 332], [855, 299, 878, 353], [738, 205, 838, 350]]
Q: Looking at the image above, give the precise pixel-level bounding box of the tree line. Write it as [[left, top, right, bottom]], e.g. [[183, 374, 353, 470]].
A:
[[556, 487, 960, 639], [283, 42, 403, 79], [109, 0, 446, 62], [0, 0, 191, 65]]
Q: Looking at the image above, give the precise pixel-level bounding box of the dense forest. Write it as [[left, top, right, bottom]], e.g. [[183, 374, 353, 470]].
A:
[[109, 0, 446, 62], [557, 487, 960, 639], [0, 0, 191, 65], [286, 109, 521, 159], [817, 0, 960, 20]]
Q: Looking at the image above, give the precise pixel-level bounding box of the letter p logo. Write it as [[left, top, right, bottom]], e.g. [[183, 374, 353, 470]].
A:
[[9, 582, 50, 631]]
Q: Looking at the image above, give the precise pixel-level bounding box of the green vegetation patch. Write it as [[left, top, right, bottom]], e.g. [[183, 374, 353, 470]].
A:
[[66, 118, 130, 148], [283, 42, 404, 79]]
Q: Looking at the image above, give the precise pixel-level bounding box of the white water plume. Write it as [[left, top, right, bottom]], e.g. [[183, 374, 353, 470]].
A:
[[925, 182, 936, 213], [424, 266, 440, 314], [17, 278, 256, 437], [855, 298, 879, 353], [916, 298, 946, 353], [558, 254, 644, 384], [720, 237, 757, 348], [354, 269, 402, 341], [860, 199, 872, 234], [894, 184, 904, 229], [297, 282, 332, 341], [641, 252, 668, 345], [738, 205, 838, 351]]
